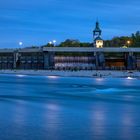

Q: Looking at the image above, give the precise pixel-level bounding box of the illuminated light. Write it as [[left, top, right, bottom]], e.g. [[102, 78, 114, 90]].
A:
[[19, 42, 23, 46], [53, 40, 56, 43], [127, 77, 133, 80], [122, 45, 128, 48], [16, 74, 26, 77], [127, 77, 136, 80], [49, 41, 52, 44], [127, 40, 131, 44], [96, 78, 104, 81], [96, 40, 103, 48], [47, 76, 58, 79], [126, 40, 131, 47]]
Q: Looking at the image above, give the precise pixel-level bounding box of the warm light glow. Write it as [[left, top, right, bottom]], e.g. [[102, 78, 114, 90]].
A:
[[127, 40, 131, 44], [96, 40, 103, 48], [126, 40, 131, 47], [122, 46, 128, 48]]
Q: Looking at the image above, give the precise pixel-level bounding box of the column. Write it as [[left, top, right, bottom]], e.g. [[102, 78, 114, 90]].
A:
[[126, 52, 136, 70], [44, 52, 49, 69], [94, 52, 99, 70], [13, 51, 19, 69]]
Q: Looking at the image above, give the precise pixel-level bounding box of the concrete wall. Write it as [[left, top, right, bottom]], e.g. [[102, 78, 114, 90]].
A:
[[0, 47, 140, 70]]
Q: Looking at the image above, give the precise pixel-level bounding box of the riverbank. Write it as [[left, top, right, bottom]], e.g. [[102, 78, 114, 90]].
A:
[[0, 70, 139, 78]]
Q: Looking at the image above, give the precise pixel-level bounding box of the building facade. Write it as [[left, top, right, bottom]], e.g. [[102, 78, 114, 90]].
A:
[[0, 22, 139, 70], [0, 47, 139, 70]]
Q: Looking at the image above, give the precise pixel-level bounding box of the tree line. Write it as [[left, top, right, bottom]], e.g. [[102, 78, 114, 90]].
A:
[[104, 31, 140, 47], [41, 31, 140, 48]]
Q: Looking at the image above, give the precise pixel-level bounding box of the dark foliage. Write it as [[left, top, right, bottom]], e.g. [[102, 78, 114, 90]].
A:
[[41, 31, 140, 48]]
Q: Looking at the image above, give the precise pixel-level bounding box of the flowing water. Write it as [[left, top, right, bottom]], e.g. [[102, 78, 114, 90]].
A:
[[0, 74, 140, 140]]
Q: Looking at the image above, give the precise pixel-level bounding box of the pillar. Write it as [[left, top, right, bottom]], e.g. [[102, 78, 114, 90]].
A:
[[13, 51, 19, 69], [94, 52, 105, 70], [44, 52, 55, 70], [126, 52, 137, 70], [94, 52, 99, 70]]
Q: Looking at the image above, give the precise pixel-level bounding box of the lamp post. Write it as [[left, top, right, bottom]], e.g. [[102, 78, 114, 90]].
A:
[[53, 40, 56, 47], [49, 41, 52, 45], [127, 40, 131, 47], [19, 41, 23, 48], [48, 40, 56, 47]]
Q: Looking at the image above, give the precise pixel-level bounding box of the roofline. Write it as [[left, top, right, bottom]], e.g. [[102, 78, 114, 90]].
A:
[[0, 47, 140, 53], [43, 47, 140, 53]]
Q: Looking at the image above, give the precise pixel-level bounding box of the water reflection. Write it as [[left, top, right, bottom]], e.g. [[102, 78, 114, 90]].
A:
[[47, 76, 59, 79], [44, 103, 61, 139], [0, 75, 140, 139], [91, 104, 106, 138], [16, 74, 27, 78]]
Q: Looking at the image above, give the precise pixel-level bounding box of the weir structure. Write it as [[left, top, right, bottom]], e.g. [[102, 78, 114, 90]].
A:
[[0, 22, 139, 70], [0, 47, 139, 70]]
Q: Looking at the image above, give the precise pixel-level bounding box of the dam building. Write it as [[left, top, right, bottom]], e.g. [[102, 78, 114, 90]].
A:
[[0, 47, 139, 70], [0, 22, 139, 70]]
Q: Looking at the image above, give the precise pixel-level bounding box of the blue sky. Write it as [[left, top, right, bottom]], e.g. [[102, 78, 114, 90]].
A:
[[0, 0, 140, 48]]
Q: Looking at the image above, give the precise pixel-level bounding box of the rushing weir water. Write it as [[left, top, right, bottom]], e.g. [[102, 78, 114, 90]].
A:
[[0, 74, 140, 140]]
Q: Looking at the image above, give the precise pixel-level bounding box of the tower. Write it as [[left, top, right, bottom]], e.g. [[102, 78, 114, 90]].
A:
[[93, 21, 103, 48]]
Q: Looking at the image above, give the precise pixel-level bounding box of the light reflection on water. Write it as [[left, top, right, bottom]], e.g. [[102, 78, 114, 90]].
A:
[[0, 74, 140, 139]]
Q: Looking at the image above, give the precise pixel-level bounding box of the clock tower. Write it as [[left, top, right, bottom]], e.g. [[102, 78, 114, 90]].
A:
[[93, 21, 103, 48]]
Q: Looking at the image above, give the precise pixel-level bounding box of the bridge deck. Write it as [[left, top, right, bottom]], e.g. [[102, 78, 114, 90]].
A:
[[0, 47, 140, 53], [43, 47, 140, 52]]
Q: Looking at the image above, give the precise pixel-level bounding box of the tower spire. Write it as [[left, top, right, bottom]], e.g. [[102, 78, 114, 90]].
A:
[[93, 20, 102, 37], [93, 21, 103, 48]]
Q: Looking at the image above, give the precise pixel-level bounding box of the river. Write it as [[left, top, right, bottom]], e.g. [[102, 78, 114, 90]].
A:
[[0, 74, 140, 140]]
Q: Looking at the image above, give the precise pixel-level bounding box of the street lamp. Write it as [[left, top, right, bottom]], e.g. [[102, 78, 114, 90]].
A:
[[49, 41, 52, 45], [48, 40, 56, 47], [53, 40, 56, 46], [127, 40, 131, 47], [19, 41, 23, 48]]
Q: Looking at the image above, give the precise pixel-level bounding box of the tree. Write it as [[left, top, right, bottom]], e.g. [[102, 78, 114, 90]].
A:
[[58, 39, 80, 47], [131, 31, 140, 47], [104, 36, 132, 47], [40, 31, 140, 48], [41, 43, 54, 47]]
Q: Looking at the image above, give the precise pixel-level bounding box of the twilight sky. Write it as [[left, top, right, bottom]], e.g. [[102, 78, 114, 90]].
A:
[[0, 0, 140, 48]]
